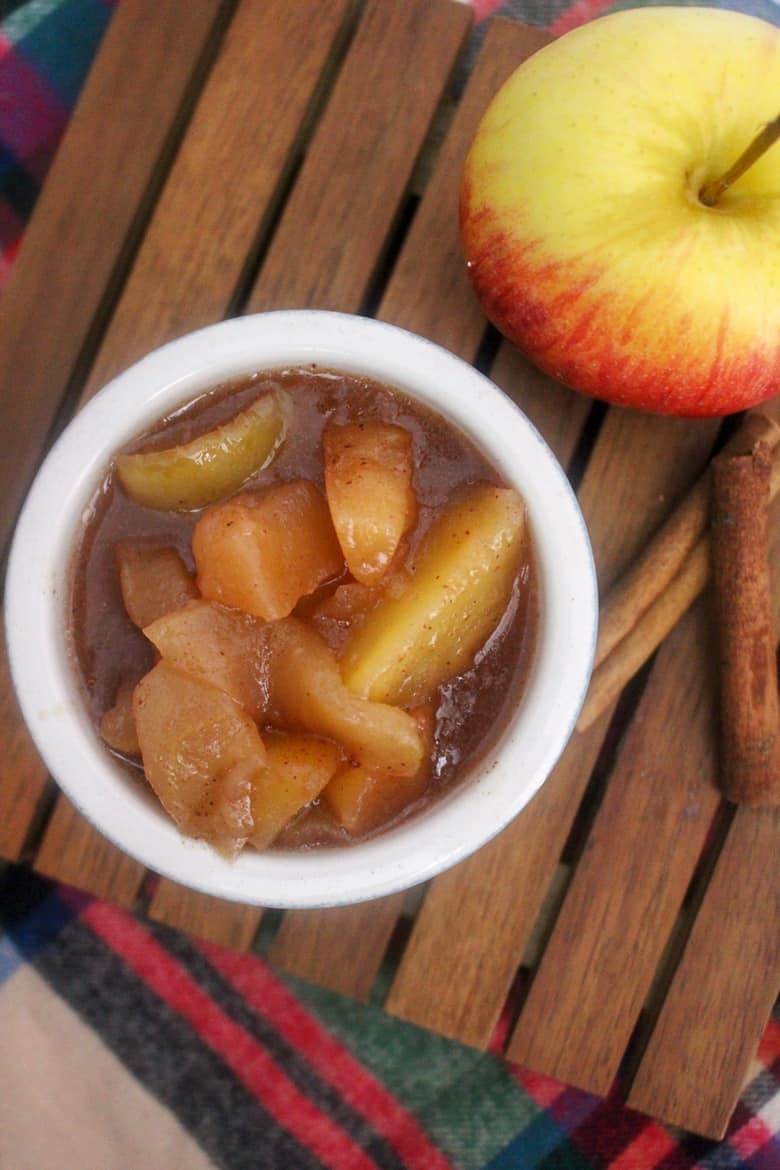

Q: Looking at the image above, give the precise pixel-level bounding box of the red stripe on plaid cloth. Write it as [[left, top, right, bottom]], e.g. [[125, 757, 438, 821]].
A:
[[0, 33, 68, 177], [548, 0, 616, 37], [608, 1123, 680, 1170], [730, 1116, 776, 1159], [200, 941, 456, 1170], [758, 1017, 780, 1064], [83, 901, 380, 1170]]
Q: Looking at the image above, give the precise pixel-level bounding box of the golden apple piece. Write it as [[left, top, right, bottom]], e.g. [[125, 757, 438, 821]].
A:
[[266, 618, 425, 777], [341, 482, 528, 705], [100, 680, 140, 756], [143, 599, 269, 722], [249, 734, 343, 849], [322, 705, 434, 835], [273, 801, 346, 848], [192, 480, 344, 620], [116, 388, 291, 511], [116, 542, 198, 629], [309, 581, 383, 655], [323, 421, 417, 585], [323, 764, 429, 836], [133, 661, 265, 855]]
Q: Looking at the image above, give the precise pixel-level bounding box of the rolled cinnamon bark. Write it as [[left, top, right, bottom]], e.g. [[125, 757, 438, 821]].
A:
[[577, 441, 780, 734], [710, 441, 780, 806], [595, 412, 780, 669]]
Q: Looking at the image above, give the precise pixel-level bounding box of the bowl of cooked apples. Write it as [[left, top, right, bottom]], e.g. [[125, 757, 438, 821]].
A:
[[5, 311, 596, 907]]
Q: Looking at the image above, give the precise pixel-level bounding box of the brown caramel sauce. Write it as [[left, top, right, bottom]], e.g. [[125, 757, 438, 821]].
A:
[[70, 367, 538, 847]]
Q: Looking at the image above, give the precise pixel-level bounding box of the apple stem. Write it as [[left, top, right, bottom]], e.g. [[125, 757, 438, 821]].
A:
[[699, 113, 780, 207]]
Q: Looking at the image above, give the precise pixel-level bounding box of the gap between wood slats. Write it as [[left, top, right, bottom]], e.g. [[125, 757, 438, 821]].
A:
[[0, 0, 230, 867], [33, 0, 358, 908], [249, 0, 476, 987], [504, 491, 733, 1099], [506, 404, 779, 1127], [54, 0, 467, 940], [624, 491, 780, 1138], [245, 0, 471, 316], [385, 399, 721, 1047], [271, 21, 553, 1000], [150, 0, 470, 956], [0, 0, 231, 560]]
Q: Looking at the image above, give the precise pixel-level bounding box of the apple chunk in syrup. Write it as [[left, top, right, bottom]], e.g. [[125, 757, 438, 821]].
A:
[[70, 367, 537, 854]]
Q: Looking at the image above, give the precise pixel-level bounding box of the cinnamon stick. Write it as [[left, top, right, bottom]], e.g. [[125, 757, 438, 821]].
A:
[[595, 412, 780, 669], [577, 443, 780, 733], [710, 441, 780, 805]]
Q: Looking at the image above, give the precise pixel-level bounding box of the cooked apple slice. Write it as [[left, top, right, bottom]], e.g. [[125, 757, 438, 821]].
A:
[[249, 734, 343, 849], [192, 480, 344, 620], [116, 542, 198, 629], [266, 618, 425, 777], [323, 421, 416, 584], [309, 581, 382, 655], [116, 388, 291, 511], [143, 599, 269, 721], [133, 661, 265, 855], [322, 705, 434, 835], [323, 764, 429, 836], [341, 482, 528, 705], [100, 680, 140, 756]]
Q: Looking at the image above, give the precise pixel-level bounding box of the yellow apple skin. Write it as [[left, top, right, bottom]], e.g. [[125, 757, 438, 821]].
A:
[[460, 9, 780, 417]]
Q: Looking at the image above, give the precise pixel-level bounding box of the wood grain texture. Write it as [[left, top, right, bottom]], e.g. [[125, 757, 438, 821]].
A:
[[148, 881, 263, 951], [0, 621, 50, 860], [35, 0, 354, 910], [378, 18, 549, 356], [34, 799, 145, 905], [0, 0, 225, 556], [386, 409, 720, 1047], [1, 0, 224, 879], [507, 595, 722, 1092], [82, 0, 353, 398], [491, 343, 591, 473], [251, 0, 471, 991], [246, 0, 471, 313], [627, 802, 780, 1136], [626, 506, 780, 1136], [270, 895, 406, 1000]]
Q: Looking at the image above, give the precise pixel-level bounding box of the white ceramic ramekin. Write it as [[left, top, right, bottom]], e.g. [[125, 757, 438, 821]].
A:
[[5, 311, 597, 907]]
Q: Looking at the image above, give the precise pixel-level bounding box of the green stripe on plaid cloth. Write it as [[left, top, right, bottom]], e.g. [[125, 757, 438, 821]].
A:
[[1, 1, 779, 1167], [1, 866, 778, 1169]]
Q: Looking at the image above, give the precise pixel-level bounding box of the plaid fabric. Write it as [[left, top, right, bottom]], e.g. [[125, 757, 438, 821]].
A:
[[1, 1, 778, 1167], [0, 864, 778, 1169]]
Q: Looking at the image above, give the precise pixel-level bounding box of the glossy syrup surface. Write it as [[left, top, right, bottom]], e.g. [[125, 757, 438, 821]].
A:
[[71, 366, 538, 847]]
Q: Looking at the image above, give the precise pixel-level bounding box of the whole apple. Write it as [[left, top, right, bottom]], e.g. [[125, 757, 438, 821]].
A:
[[460, 8, 780, 417]]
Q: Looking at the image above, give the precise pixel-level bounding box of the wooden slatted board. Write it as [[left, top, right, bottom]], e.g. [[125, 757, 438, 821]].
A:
[[1, 0, 778, 1141]]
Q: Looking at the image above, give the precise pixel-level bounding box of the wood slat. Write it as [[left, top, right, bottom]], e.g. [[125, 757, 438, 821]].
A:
[[490, 344, 592, 471], [628, 803, 780, 1136], [247, 0, 473, 988], [0, 621, 50, 860], [270, 895, 406, 1001], [377, 19, 549, 355], [385, 408, 719, 1046], [507, 596, 722, 1091], [246, 0, 471, 315], [0, 0, 226, 557], [35, 799, 145, 905], [0, 0, 225, 866], [82, 0, 354, 399], [148, 882, 263, 951], [35, 0, 355, 909], [626, 510, 780, 1137]]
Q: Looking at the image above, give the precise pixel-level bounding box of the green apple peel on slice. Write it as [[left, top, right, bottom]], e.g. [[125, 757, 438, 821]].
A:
[[341, 482, 528, 706], [116, 388, 291, 511]]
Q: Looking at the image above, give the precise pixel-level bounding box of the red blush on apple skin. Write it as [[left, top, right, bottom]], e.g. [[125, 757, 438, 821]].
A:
[[460, 197, 780, 417]]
